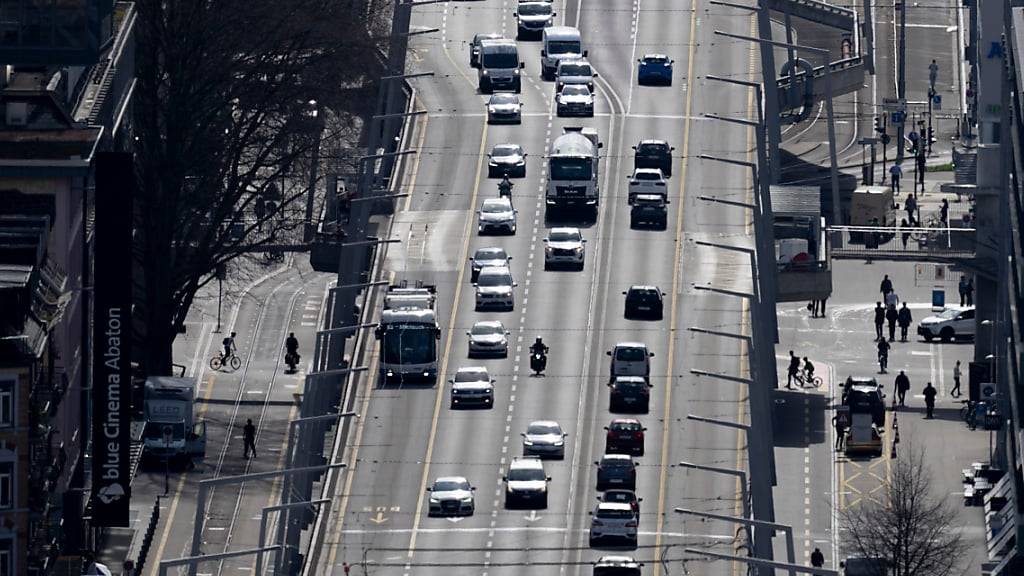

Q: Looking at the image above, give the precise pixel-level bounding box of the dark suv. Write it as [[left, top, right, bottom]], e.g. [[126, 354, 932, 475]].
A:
[[605, 419, 646, 456], [843, 377, 886, 427], [595, 454, 637, 490], [630, 194, 668, 229], [633, 140, 674, 177], [608, 376, 651, 413], [623, 285, 664, 319]]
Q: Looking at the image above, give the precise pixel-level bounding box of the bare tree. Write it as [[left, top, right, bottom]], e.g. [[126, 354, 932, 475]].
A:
[[133, 0, 387, 374], [840, 443, 967, 576]]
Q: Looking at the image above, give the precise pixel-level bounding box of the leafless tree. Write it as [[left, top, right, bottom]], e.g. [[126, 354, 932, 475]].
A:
[[840, 443, 967, 576], [133, 0, 388, 374]]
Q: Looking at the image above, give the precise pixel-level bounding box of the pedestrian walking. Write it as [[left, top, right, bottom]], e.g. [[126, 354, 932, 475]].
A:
[[890, 162, 903, 193], [832, 415, 847, 451], [952, 360, 963, 397], [959, 276, 969, 306], [243, 418, 257, 458], [886, 305, 898, 342], [897, 302, 913, 341], [880, 274, 893, 297], [929, 59, 939, 88], [819, 297, 827, 317], [885, 289, 900, 310], [786, 350, 801, 390], [916, 151, 926, 186], [923, 382, 937, 419], [254, 195, 267, 231], [905, 193, 917, 225], [811, 547, 826, 569], [900, 218, 911, 248], [877, 338, 891, 373], [895, 370, 911, 407], [873, 302, 885, 341], [809, 300, 818, 318], [966, 278, 975, 306], [940, 198, 949, 225]]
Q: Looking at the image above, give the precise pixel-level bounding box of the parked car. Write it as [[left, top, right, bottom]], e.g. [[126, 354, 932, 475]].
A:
[[917, 306, 975, 342], [637, 54, 674, 85]]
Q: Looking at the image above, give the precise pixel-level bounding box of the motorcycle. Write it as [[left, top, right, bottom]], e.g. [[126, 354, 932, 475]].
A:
[[498, 180, 513, 198], [285, 351, 301, 373], [530, 351, 547, 376]]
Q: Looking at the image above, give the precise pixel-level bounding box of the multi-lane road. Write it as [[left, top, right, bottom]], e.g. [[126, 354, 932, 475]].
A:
[[317, 0, 767, 574]]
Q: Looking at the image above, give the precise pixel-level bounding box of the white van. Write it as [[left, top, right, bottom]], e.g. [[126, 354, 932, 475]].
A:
[[541, 26, 585, 80], [478, 38, 524, 93]]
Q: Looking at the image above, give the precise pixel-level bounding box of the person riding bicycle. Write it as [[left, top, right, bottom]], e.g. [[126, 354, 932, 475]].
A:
[[802, 357, 815, 382], [285, 332, 299, 360], [498, 175, 513, 197], [222, 332, 237, 360], [530, 337, 548, 357]]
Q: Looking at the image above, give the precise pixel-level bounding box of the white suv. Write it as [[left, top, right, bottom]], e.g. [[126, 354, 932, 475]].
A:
[[543, 227, 586, 269], [474, 266, 517, 310], [449, 366, 495, 408], [589, 502, 638, 547], [917, 306, 975, 342], [503, 456, 550, 508], [607, 342, 654, 382]]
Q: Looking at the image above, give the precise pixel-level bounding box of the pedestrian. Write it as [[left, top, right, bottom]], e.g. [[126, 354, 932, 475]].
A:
[[873, 301, 885, 341], [923, 382, 937, 418], [866, 217, 880, 250], [890, 162, 903, 193], [811, 547, 826, 569], [82, 552, 113, 576], [243, 418, 257, 458], [886, 304, 898, 342], [122, 560, 137, 576], [940, 198, 949, 225], [900, 218, 911, 248], [897, 302, 913, 341], [959, 276, 969, 306], [916, 151, 926, 186], [966, 278, 975, 306], [787, 350, 801, 390], [877, 338, 891, 373], [809, 300, 818, 318], [254, 195, 267, 229], [952, 360, 963, 397], [819, 297, 827, 317], [905, 193, 917, 225], [885, 290, 899, 310], [929, 59, 939, 88], [832, 415, 847, 451], [880, 274, 893, 298], [895, 370, 911, 407]]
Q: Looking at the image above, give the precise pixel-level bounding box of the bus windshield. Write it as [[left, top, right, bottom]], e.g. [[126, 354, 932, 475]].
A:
[[382, 325, 437, 365], [550, 158, 593, 180]]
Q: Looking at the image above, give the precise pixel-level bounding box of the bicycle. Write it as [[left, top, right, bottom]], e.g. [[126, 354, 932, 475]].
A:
[[210, 351, 242, 371], [792, 368, 823, 389]]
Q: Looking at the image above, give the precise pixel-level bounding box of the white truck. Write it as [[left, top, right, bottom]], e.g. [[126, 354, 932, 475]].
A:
[[376, 282, 442, 385], [547, 127, 601, 210], [141, 377, 207, 462]]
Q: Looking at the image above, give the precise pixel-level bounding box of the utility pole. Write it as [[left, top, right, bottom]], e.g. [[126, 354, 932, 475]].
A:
[[896, 0, 907, 164]]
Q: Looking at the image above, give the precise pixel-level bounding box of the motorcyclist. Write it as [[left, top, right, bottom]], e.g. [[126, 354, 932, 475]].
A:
[[530, 337, 549, 375], [285, 332, 299, 365], [498, 175, 513, 197], [530, 337, 549, 356]]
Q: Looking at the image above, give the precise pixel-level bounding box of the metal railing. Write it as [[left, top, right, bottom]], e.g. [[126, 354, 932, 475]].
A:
[[828, 225, 977, 261]]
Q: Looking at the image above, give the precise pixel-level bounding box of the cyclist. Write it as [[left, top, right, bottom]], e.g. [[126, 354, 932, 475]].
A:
[[222, 332, 237, 361], [801, 357, 815, 386], [877, 338, 890, 373]]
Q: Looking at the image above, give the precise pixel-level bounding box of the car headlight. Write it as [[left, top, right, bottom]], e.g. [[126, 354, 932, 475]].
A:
[[514, 68, 520, 75], [545, 246, 554, 253], [485, 388, 493, 394], [574, 246, 583, 253], [430, 496, 440, 503], [386, 370, 394, 377], [523, 439, 534, 446], [553, 440, 564, 446], [460, 496, 474, 503], [482, 69, 490, 76]]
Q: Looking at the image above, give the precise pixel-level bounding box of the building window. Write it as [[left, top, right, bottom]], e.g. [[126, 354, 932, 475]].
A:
[[0, 463, 12, 509], [0, 536, 11, 576], [0, 378, 12, 428]]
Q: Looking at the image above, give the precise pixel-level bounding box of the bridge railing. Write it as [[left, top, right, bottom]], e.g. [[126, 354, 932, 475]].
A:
[[828, 225, 977, 261]]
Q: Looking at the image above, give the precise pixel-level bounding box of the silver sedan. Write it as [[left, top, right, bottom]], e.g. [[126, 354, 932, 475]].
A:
[[467, 320, 510, 357]]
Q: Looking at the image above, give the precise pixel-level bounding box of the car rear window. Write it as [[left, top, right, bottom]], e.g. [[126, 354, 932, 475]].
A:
[[615, 348, 646, 362], [634, 172, 661, 180], [597, 507, 635, 519], [611, 421, 642, 431], [638, 143, 668, 155], [602, 457, 633, 468]]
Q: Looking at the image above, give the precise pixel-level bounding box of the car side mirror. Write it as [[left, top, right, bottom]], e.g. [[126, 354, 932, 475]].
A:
[[594, 461, 600, 466], [582, 239, 587, 242], [622, 291, 628, 295], [598, 142, 604, 148], [520, 62, 525, 69], [665, 199, 671, 204], [606, 351, 612, 356], [447, 379, 454, 384], [638, 497, 644, 502], [637, 59, 642, 63], [563, 433, 568, 437], [508, 255, 513, 259], [671, 147, 677, 151], [546, 476, 552, 481], [649, 352, 655, 357], [520, 432, 526, 437], [643, 427, 648, 431], [583, 50, 589, 56], [466, 331, 471, 336], [471, 486, 477, 491], [603, 426, 609, 430], [632, 145, 638, 150], [505, 330, 510, 335], [513, 282, 519, 287], [472, 282, 478, 287], [541, 50, 546, 57], [543, 238, 549, 242], [426, 487, 433, 492], [502, 475, 508, 481], [490, 379, 496, 383], [588, 511, 594, 515]]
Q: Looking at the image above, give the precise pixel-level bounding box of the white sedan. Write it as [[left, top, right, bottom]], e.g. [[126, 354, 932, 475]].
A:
[[627, 168, 667, 203], [555, 85, 594, 117], [487, 93, 523, 124]]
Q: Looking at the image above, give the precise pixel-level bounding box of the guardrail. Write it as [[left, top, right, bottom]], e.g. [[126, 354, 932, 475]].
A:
[[828, 225, 977, 262]]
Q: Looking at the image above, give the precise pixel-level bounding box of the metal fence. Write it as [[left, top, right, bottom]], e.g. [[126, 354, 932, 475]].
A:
[[828, 225, 976, 262]]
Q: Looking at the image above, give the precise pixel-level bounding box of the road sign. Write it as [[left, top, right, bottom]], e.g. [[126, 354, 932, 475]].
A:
[[883, 97, 906, 112], [933, 94, 942, 110], [835, 406, 851, 427], [890, 110, 906, 125]]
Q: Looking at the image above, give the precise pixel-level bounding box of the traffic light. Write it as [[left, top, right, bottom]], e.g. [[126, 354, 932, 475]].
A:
[[874, 116, 885, 134], [928, 126, 935, 143]]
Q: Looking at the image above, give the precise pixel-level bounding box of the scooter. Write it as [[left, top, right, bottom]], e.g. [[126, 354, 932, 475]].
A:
[[285, 351, 300, 373], [530, 351, 547, 376]]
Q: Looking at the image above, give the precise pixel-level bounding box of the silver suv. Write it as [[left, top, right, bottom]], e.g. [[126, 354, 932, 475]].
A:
[[589, 502, 638, 547], [504, 456, 550, 508], [449, 366, 495, 408]]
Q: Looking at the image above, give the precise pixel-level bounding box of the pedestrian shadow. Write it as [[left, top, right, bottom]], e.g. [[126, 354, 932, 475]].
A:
[[893, 405, 965, 424], [771, 388, 828, 447]]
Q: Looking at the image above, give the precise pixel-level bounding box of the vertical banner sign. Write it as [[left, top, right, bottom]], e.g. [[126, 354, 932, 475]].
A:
[[91, 152, 133, 526]]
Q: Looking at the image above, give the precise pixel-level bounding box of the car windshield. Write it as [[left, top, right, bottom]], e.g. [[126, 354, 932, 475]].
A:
[[508, 467, 545, 481], [634, 171, 661, 181], [549, 230, 581, 242], [471, 323, 504, 336], [615, 347, 646, 362], [492, 145, 521, 158], [629, 289, 658, 300], [561, 85, 589, 96], [548, 40, 582, 55], [604, 491, 635, 503], [527, 423, 561, 435], [382, 325, 437, 364], [477, 271, 513, 286], [455, 369, 488, 382], [519, 3, 551, 15], [550, 158, 593, 180], [434, 480, 469, 492], [559, 63, 591, 76], [597, 507, 635, 519], [938, 308, 964, 319], [481, 200, 512, 213], [482, 52, 519, 68], [474, 247, 508, 261], [614, 380, 645, 391], [143, 421, 185, 441], [490, 94, 518, 106]]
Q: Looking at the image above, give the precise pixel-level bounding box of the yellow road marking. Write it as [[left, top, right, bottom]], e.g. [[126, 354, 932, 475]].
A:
[[406, 121, 487, 557], [404, 108, 429, 213], [651, 0, 700, 572]]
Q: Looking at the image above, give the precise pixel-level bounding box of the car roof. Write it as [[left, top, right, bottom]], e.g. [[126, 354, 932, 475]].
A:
[[596, 501, 634, 511], [613, 376, 648, 384], [610, 418, 642, 426], [482, 197, 513, 208], [472, 320, 505, 329], [435, 476, 469, 484], [558, 58, 591, 68], [489, 92, 519, 102], [492, 143, 522, 152], [614, 342, 648, 350], [474, 246, 508, 256], [601, 453, 633, 462], [642, 53, 670, 60], [638, 139, 669, 146], [456, 366, 488, 375], [550, 226, 581, 235], [510, 456, 544, 469], [478, 265, 511, 276], [633, 167, 664, 176], [596, 555, 640, 566], [527, 420, 561, 430], [474, 33, 503, 42], [847, 376, 879, 385], [560, 84, 591, 93], [628, 284, 660, 291]]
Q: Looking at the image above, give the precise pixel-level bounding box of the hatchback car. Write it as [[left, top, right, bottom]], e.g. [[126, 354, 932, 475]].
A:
[[471, 33, 503, 68], [555, 59, 596, 91], [504, 456, 550, 508], [469, 246, 512, 281], [627, 168, 667, 203], [623, 285, 664, 319], [637, 54, 674, 85], [605, 418, 646, 456], [515, 1, 555, 38], [600, 489, 641, 517], [522, 420, 568, 458], [467, 320, 510, 357], [427, 476, 475, 516], [633, 139, 674, 177], [543, 227, 586, 269], [478, 197, 517, 234], [487, 143, 527, 178], [917, 306, 975, 342], [595, 453, 637, 490], [474, 266, 516, 310], [608, 376, 652, 413], [449, 366, 495, 408], [607, 342, 654, 381], [486, 92, 523, 124], [555, 84, 595, 117], [630, 194, 668, 229], [589, 502, 639, 547]]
